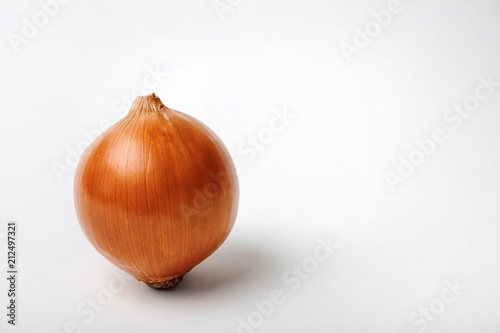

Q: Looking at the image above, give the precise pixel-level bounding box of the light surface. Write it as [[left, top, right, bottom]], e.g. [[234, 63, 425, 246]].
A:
[[1, 0, 500, 332]]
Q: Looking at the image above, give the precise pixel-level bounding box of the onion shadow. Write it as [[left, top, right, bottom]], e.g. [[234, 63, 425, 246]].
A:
[[152, 237, 279, 295]]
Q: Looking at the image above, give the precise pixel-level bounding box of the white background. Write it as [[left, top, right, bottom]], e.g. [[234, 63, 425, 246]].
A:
[[1, 0, 500, 332]]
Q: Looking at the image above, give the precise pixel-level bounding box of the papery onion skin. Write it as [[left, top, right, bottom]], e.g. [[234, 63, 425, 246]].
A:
[[74, 94, 239, 289]]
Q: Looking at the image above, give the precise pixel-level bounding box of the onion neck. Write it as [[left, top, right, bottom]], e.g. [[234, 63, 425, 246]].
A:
[[129, 93, 167, 114]]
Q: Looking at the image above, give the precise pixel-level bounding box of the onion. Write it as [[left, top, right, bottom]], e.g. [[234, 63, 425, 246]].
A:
[[74, 93, 239, 289]]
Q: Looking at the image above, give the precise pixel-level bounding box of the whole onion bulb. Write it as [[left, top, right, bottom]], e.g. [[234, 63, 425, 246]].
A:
[[74, 93, 239, 289]]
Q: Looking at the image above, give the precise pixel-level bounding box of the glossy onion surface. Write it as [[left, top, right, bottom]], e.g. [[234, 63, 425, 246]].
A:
[[74, 94, 239, 288]]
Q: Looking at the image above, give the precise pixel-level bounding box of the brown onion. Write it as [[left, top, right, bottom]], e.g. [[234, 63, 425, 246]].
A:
[[74, 93, 239, 289]]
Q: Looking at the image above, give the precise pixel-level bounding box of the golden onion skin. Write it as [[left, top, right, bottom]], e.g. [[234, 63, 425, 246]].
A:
[[74, 94, 239, 289]]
